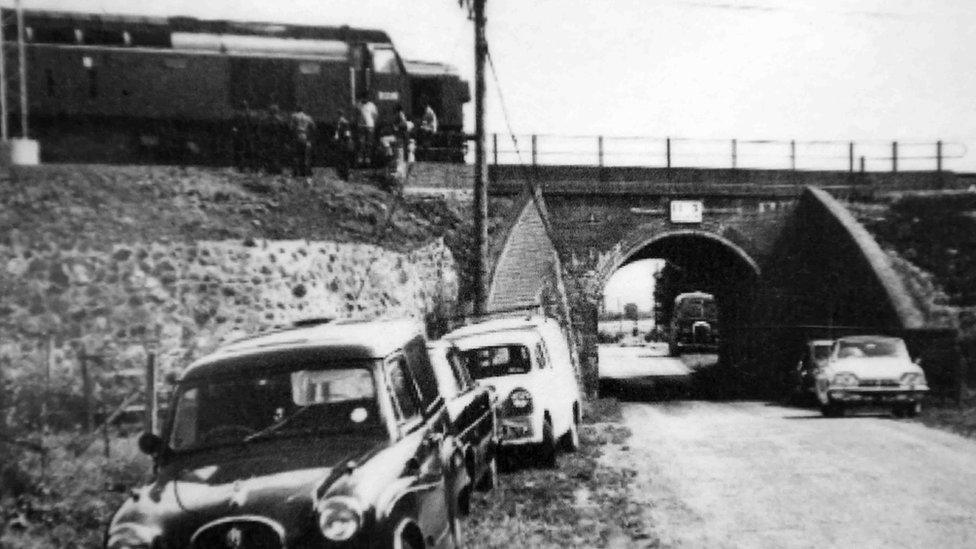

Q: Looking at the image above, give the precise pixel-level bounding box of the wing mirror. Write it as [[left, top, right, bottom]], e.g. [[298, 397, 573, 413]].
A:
[[138, 432, 165, 456], [912, 357, 923, 366]]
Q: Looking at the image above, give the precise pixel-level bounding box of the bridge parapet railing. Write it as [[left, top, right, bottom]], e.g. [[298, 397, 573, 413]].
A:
[[490, 133, 966, 173]]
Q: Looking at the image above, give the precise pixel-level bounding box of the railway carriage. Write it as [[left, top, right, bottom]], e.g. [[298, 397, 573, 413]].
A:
[[2, 9, 469, 164]]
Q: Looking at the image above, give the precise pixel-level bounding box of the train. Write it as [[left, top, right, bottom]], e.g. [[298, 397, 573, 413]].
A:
[[0, 9, 470, 164], [669, 291, 720, 356]]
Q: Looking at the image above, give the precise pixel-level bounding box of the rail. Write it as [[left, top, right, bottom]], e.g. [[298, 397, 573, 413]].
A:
[[488, 134, 967, 173]]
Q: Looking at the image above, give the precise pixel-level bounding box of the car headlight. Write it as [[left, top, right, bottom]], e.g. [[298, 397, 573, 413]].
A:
[[508, 388, 533, 412], [106, 524, 159, 549], [832, 372, 859, 387], [317, 496, 363, 542], [900, 372, 926, 388]]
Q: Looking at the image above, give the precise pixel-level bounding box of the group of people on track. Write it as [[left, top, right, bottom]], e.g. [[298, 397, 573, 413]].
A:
[[231, 95, 439, 186]]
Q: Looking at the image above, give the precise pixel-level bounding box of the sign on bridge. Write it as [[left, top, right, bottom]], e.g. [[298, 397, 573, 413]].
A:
[[669, 200, 704, 223]]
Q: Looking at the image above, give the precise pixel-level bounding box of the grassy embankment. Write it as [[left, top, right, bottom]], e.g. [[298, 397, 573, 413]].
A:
[[464, 398, 658, 548], [849, 190, 976, 438]]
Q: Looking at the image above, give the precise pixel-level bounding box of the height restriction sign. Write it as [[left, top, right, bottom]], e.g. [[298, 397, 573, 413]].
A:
[[669, 200, 704, 223]]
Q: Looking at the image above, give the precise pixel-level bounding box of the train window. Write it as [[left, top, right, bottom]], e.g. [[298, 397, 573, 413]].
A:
[[84, 29, 125, 46], [45, 69, 55, 97], [129, 30, 171, 48], [372, 48, 401, 75], [298, 62, 321, 75], [163, 58, 189, 70], [88, 68, 98, 99], [30, 26, 77, 44]]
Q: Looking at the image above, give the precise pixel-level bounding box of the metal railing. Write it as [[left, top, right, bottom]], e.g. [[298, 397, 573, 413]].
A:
[[489, 134, 967, 172]]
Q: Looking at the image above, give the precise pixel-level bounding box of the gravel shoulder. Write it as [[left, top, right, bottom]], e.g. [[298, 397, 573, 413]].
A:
[[605, 399, 976, 549]]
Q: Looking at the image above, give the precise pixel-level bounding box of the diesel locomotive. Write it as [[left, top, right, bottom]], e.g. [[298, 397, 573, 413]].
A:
[[1, 9, 470, 164]]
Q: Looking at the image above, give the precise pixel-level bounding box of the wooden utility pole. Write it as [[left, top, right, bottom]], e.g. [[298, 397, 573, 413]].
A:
[[472, 0, 489, 315]]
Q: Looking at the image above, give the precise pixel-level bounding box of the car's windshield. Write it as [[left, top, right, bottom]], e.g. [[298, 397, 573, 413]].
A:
[[813, 344, 832, 361], [460, 345, 532, 379], [835, 339, 907, 359], [168, 363, 384, 452]]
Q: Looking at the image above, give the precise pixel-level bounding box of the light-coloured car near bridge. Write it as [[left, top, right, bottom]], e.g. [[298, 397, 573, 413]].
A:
[[445, 316, 582, 468], [815, 335, 928, 418]]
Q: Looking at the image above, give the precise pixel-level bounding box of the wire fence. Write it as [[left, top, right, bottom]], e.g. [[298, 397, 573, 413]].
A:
[[488, 134, 967, 172]]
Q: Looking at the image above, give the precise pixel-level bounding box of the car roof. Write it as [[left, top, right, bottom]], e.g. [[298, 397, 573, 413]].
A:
[[446, 328, 542, 351], [183, 318, 423, 379], [835, 335, 904, 343], [445, 315, 554, 338], [808, 339, 834, 346]]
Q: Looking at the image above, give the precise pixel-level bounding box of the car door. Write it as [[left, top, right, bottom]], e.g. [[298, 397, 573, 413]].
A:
[[385, 354, 451, 545], [448, 348, 494, 468]]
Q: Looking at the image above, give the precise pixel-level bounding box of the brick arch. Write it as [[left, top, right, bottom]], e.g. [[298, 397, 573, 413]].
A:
[[588, 228, 762, 300]]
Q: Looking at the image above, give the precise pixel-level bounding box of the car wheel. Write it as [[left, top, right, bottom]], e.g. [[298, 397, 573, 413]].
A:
[[476, 452, 498, 492], [905, 401, 921, 418], [562, 410, 581, 452], [539, 416, 558, 468], [452, 515, 465, 548], [821, 401, 844, 418]]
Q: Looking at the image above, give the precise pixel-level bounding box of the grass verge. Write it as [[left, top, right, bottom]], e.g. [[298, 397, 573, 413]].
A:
[[463, 398, 657, 548], [917, 394, 976, 440]]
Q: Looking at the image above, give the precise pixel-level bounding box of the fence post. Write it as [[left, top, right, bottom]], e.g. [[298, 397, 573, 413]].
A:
[[80, 348, 93, 432], [860, 156, 866, 173], [892, 141, 898, 173], [492, 133, 498, 166], [937, 140, 943, 173], [531, 134, 537, 167], [598, 135, 604, 168], [145, 351, 157, 435], [849, 142, 854, 173], [43, 336, 53, 434], [666, 137, 671, 169], [790, 140, 796, 171], [731, 139, 737, 169], [102, 405, 111, 459]]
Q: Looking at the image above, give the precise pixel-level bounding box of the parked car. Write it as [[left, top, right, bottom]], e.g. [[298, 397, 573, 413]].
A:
[[428, 340, 499, 514], [445, 315, 582, 468], [815, 335, 929, 418], [790, 339, 834, 400], [105, 318, 463, 549]]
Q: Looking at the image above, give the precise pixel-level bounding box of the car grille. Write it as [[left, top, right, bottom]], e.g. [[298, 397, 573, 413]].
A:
[[858, 379, 900, 388], [192, 519, 283, 549]]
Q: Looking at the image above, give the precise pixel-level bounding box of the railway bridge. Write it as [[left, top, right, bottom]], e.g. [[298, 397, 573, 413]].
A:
[[484, 165, 965, 395]]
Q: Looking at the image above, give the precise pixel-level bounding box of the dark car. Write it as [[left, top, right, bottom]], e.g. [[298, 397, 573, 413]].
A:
[[790, 339, 834, 401], [105, 318, 462, 549], [428, 340, 499, 514]]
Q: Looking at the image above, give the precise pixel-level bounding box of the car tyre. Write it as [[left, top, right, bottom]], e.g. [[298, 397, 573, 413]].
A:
[[904, 401, 921, 418], [562, 410, 581, 452], [476, 452, 498, 492], [539, 416, 558, 469], [821, 401, 844, 418], [452, 515, 465, 548]]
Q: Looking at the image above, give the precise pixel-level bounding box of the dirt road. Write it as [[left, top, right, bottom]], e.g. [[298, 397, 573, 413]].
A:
[[606, 399, 976, 548]]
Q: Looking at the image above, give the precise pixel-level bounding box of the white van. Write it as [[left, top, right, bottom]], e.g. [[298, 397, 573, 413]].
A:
[[444, 315, 581, 467]]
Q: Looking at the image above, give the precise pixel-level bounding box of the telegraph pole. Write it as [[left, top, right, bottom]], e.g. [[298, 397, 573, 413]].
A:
[[472, 0, 489, 315]]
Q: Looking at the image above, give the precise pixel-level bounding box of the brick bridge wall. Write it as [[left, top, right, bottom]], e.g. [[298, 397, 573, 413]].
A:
[[486, 169, 963, 397]]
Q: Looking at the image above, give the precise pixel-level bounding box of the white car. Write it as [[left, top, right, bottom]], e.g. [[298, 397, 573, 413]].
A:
[[815, 335, 928, 417], [445, 316, 582, 467]]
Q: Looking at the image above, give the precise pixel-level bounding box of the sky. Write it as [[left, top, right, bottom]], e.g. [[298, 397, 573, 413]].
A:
[[13, 0, 976, 307]]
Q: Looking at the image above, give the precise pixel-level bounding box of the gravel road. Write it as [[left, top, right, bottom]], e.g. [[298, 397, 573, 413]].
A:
[[605, 398, 976, 548]]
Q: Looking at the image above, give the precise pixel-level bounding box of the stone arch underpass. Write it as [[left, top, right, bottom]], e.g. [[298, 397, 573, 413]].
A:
[[486, 171, 961, 398]]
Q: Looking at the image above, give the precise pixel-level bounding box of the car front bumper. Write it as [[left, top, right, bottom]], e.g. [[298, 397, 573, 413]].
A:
[[827, 387, 928, 404]]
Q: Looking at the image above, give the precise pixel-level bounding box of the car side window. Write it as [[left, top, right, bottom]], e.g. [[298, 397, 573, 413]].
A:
[[387, 356, 422, 422], [449, 348, 474, 391], [404, 337, 440, 409]]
